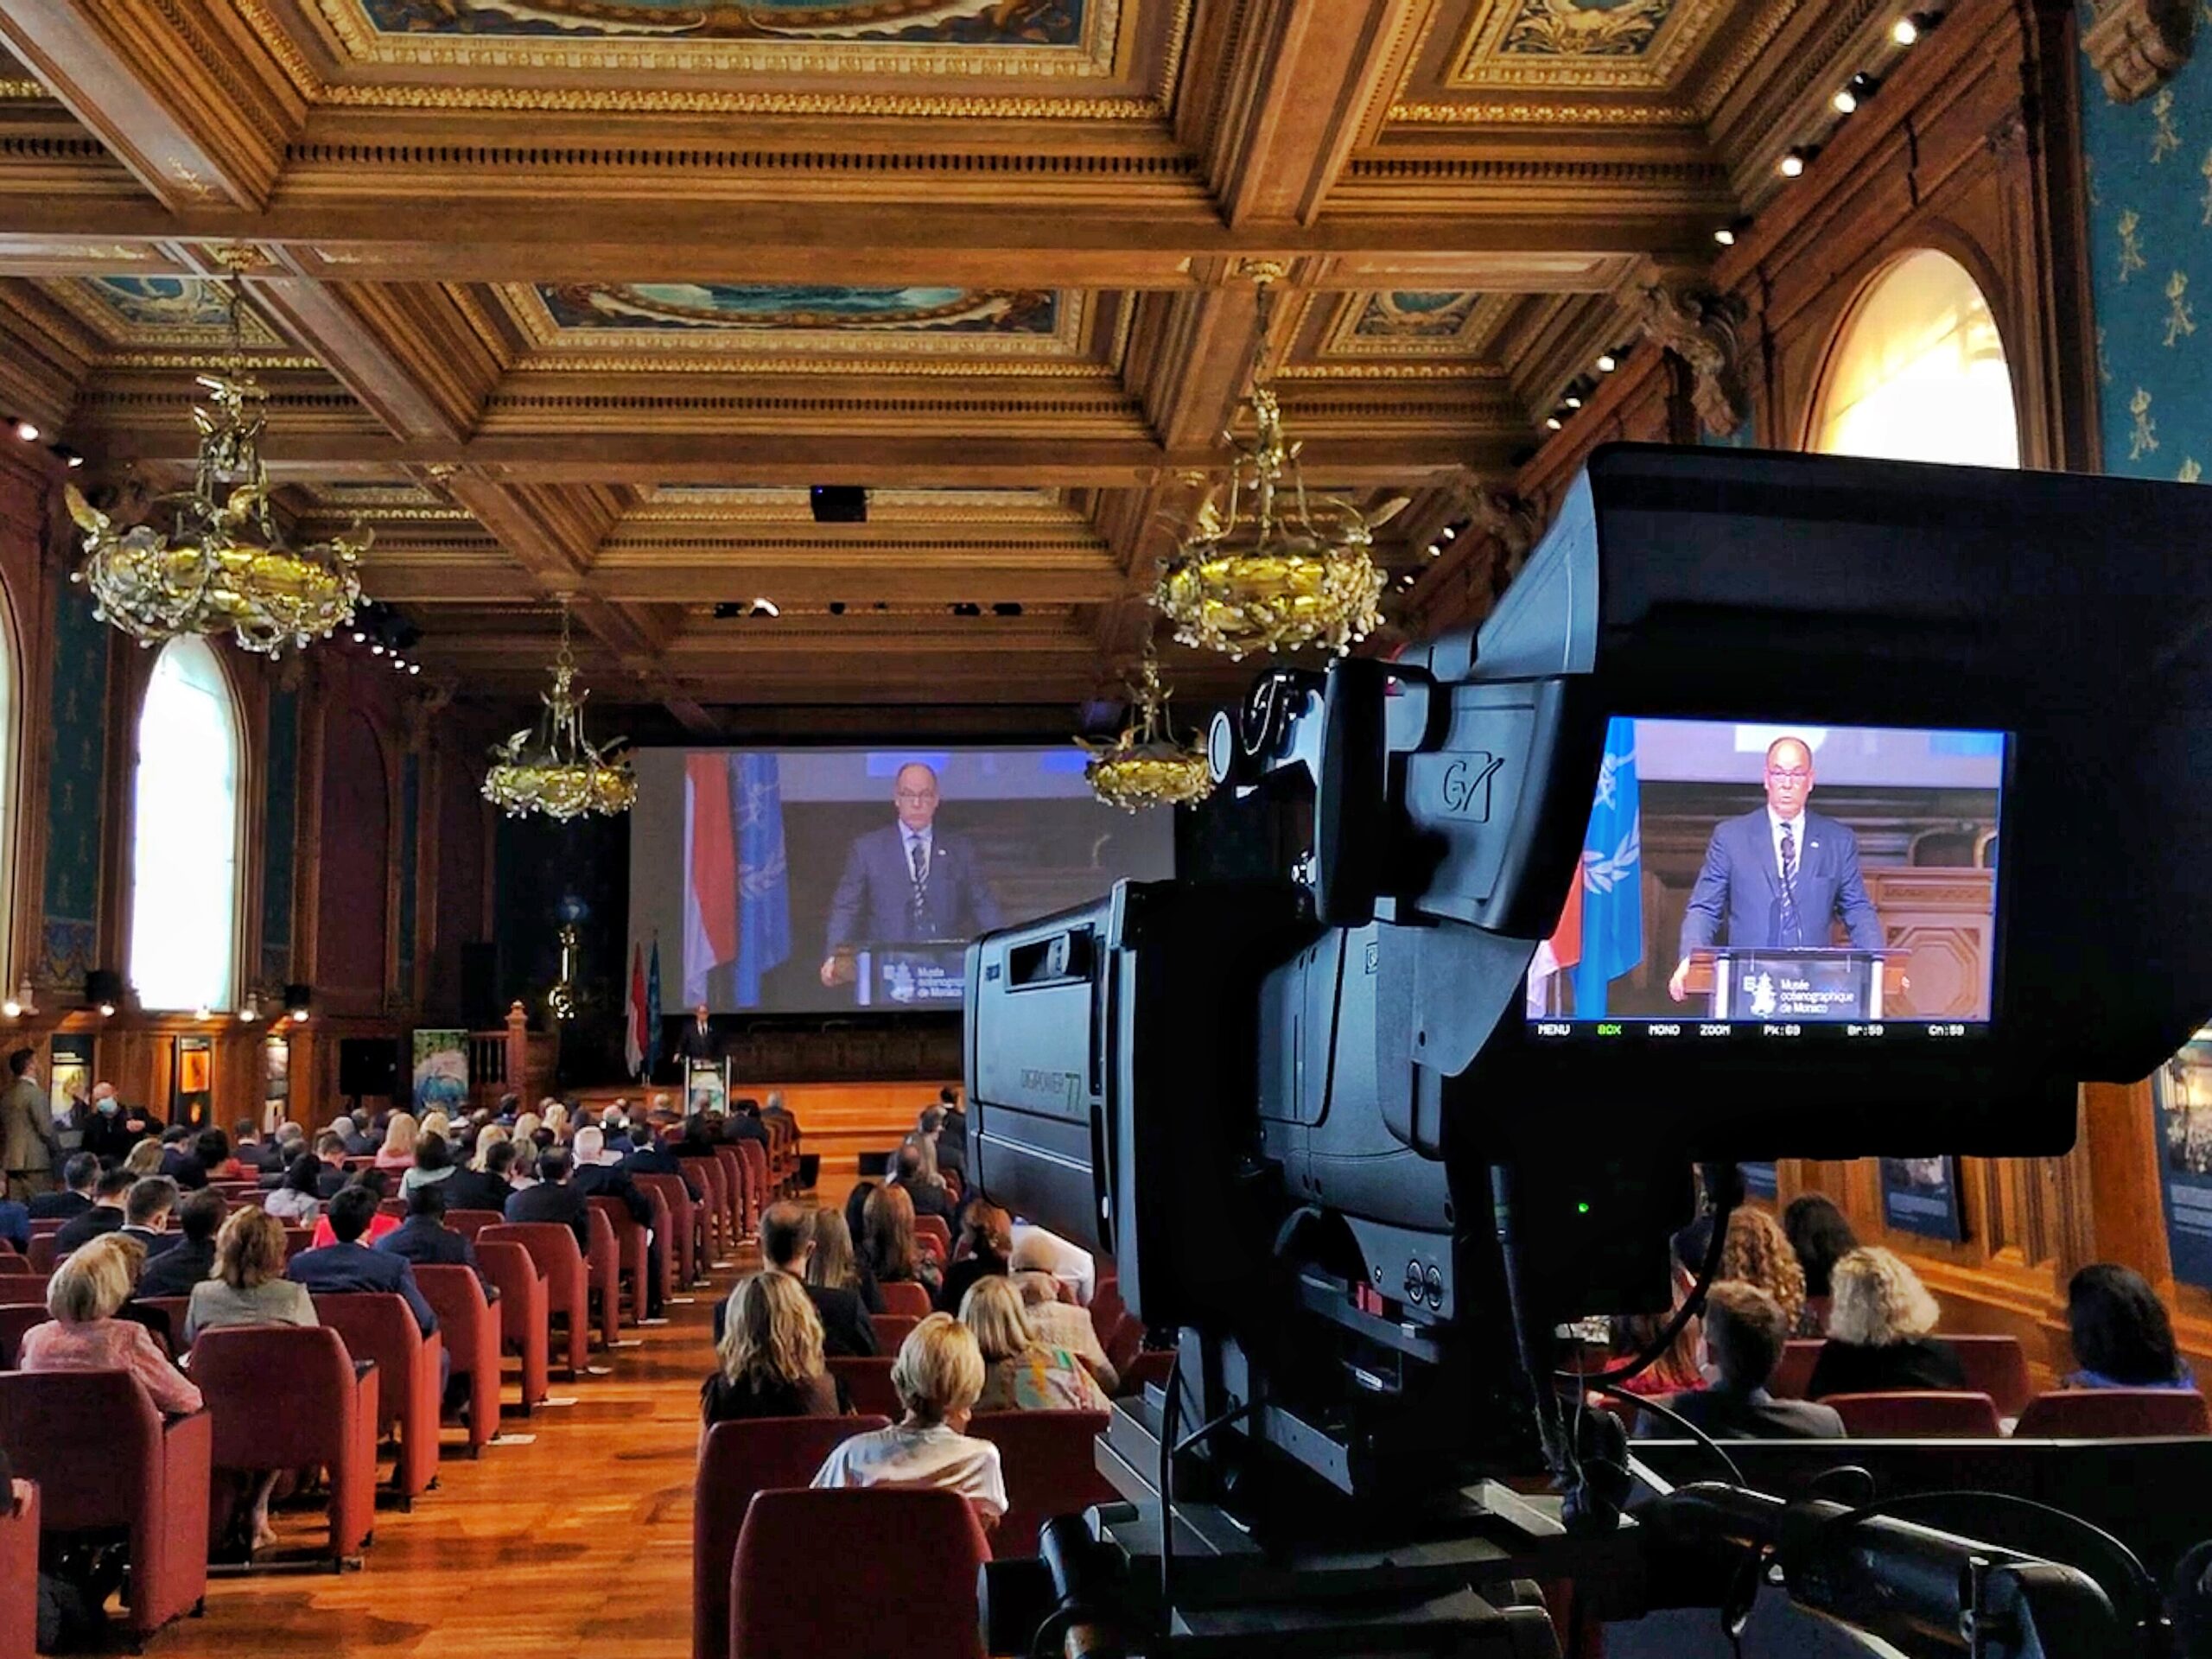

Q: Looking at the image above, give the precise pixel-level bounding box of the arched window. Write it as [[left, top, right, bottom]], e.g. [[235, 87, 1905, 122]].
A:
[[1811, 248, 2019, 468], [129, 637, 240, 1010]]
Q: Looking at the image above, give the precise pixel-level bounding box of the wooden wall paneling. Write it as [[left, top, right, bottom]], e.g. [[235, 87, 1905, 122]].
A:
[[0, 449, 56, 1001]]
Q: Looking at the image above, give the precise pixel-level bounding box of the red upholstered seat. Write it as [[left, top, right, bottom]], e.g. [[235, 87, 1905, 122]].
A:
[[0, 1303, 46, 1370], [190, 1324, 378, 1560], [311, 1292, 446, 1502], [879, 1280, 931, 1319], [446, 1208, 505, 1243], [24, 1221, 60, 1241], [481, 1223, 588, 1379], [0, 1478, 34, 1659], [643, 1182, 676, 1304], [731, 1488, 988, 1659], [587, 1205, 621, 1350], [283, 1226, 314, 1262], [588, 1196, 648, 1328], [1117, 1347, 1173, 1399], [25, 1236, 57, 1274], [2015, 1387, 2212, 1437], [824, 1356, 900, 1419], [736, 1143, 770, 1236], [968, 1409, 1116, 1559], [1104, 1311, 1145, 1381], [691, 1414, 891, 1659], [715, 1147, 751, 1241], [415, 1265, 499, 1455], [1770, 1338, 1821, 1401], [0, 1252, 35, 1277], [0, 1369, 211, 1640], [136, 1296, 193, 1344], [913, 1215, 951, 1259], [636, 1173, 701, 1288], [1942, 1334, 2033, 1417], [870, 1313, 920, 1351], [1825, 1390, 2003, 1437], [475, 1239, 549, 1410], [1090, 1271, 1126, 1350]]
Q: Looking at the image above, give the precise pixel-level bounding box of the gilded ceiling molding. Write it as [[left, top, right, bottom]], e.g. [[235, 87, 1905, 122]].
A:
[[1275, 363, 1511, 379], [2082, 0, 2194, 102], [1687, 0, 1818, 118], [1632, 278, 1748, 438], [1447, 0, 1728, 92], [0, 79, 46, 100], [512, 354, 1122, 378], [1385, 99, 1699, 124]]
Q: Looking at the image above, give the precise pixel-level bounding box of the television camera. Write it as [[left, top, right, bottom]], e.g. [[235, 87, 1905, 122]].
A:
[[965, 446, 2212, 1656]]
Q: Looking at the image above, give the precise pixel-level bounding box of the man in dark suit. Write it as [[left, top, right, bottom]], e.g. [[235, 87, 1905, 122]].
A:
[[818, 762, 1003, 984], [79, 1086, 140, 1163], [1633, 1281, 1843, 1440], [1669, 735, 1885, 1002], [891, 1141, 956, 1228], [54, 1166, 134, 1251], [674, 1006, 719, 1062], [120, 1176, 184, 1259], [378, 1183, 480, 1273], [572, 1127, 664, 1319], [622, 1120, 702, 1200], [333, 1114, 378, 1158], [287, 1185, 438, 1335], [137, 1187, 226, 1296], [724, 1100, 770, 1151], [29, 1153, 99, 1220], [760, 1201, 874, 1357], [504, 1147, 590, 1253], [310, 1132, 352, 1199], [442, 1144, 514, 1217]]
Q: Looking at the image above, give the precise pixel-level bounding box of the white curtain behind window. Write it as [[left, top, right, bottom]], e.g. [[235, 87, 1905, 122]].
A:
[[1812, 248, 2019, 469], [129, 637, 238, 1009]]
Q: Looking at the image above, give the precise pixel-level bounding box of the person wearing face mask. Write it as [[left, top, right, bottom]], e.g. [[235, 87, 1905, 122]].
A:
[[79, 1084, 140, 1162]]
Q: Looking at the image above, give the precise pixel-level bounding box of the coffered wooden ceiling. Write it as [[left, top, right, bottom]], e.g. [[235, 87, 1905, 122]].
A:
[[0, 0, 1903, 726]]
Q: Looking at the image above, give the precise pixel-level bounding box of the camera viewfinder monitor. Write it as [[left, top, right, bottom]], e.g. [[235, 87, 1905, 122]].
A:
[[1525, 717, 2004, 1046]]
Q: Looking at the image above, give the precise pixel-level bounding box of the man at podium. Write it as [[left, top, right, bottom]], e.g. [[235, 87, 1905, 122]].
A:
[[1668, 735, 1884, 1001]]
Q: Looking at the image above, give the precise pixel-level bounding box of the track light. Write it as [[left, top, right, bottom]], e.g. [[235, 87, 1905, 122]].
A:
[[752, 597, 779, 618], [1564, 394, 1583, 410], [409, 662, 422, 675], [352, 630, 366, 643], [10, 418, 38, 443], [1892, 14, 1923, 45], [1835, 73, 1878, 116], [1778, 148, 1810, 178], [1714, 226, 1737, 246], [1425, 543, 1440, 557], [1440, 525, 1457, 542], [1833, 86, 1858, 114], [1596, 352, 1618, 373], [1544, 415, 1564, 431], [369, 642, 385, 655], [51, 443, 83, 469]]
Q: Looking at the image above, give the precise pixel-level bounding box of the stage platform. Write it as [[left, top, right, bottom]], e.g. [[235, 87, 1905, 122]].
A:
[[568, 1078, 952, 1208]]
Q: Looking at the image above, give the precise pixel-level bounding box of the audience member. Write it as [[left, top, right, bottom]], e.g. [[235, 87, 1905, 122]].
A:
[[18, 1236, 201, 1414], [754, 1201, 874, 1357], [137, 1186, 226, 1295], [505, 1146, 589, 1250], [0, 1045, 53, 1200], [266, 1154, 327, 1225], [1011, 1271, 1117, 1392], [310, 1170, 401, 1247], [811, 1313, 1007, 1526], [962, 1274, 1109, 1412], [374, 1110, 420, 1172], [121, 1176, 184, 1257], [254, 1121, 296, 1175], [890, 1138, 955, 1227], [54, 1166, 135, 1251], [165, 1127, 230, 1190], [28, 1150, 99, 1220], [400, 1132, 457, 1198], [1721, 1207, 1812, 1335], [287, 1185, 437, 1335], [1806, 1246, 1965, 1398], [573, 1126, 664, 1318], [937, 1201, 1011, 1314], [188, 1208, 318, 1342], [309, 1132, 351, 1198], [724, 1098, 770, 1149], [0, 1184, 22, 1254], [1633, 1281, 1843, 1440], [863, 1182, 941, 1295], [378, 1181, 480, 1272], [1011, 1220, 1095, 1307], [1782, 1192, 1859, 1300], [702, 1271, 845, 1436], [418, 1110, 452, 1147], [2064, 1262, 2196, 1390], [124, 1137, 165, 1179], [622, 1118, 702, 1199], [333, 1113, 377, 1157], [443, 1134, 516, 1214], [79, 1083, 140, 1161], [843, 1179, 876, 1251], [806, 1205, 884, 1316]]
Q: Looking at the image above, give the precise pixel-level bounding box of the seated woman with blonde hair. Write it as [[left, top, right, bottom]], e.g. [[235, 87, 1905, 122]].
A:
[[1806, 1245, 1966, 1398], [962, 1274, 1109, 1413], [18, 1235, 203, 1417], [702, 1271, 846, 1437], [811, 1313, 1007, 1527], [124, 1137, 165, 1179], [373, 1110, 419, 1172], [187, 1208, 317, 1344]]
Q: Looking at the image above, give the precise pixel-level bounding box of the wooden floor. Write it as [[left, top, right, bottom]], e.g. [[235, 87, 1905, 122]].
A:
[[156, 1245, 758, 1659]]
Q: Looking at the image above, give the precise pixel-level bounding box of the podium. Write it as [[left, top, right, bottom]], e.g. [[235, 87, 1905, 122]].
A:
[[850, 940, 968, 1007], [1683, 947, 1899, 1021]]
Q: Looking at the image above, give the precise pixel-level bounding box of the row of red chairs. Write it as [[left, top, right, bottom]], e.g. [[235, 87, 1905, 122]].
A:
[[693, 1408, 1121, 1659], [1817, 1386, 2212, 1438]]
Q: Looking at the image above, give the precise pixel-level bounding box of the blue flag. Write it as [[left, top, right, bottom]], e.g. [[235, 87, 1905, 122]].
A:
[[645, 934, 662, 1063], [1572, 716, 1643, 1017], [729, 752, 792, 1007]]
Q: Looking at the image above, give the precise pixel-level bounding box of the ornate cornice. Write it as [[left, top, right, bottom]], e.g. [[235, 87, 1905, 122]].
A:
[[312, 85, 1166, 119], [1387, 98, 1699, 124], [1632, 278, 1748, 438], [2082, 0, 2195, 103], [0, 79, 45, 100]]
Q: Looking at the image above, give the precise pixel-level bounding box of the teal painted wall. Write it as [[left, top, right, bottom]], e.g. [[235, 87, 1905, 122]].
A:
[[261, 687, 298, 986], [40, 588, 107, 982], [2081, 46, 2212, 479]]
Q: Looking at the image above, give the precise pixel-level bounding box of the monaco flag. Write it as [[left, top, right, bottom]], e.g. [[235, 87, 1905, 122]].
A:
[[624, 941, 647, 1079]]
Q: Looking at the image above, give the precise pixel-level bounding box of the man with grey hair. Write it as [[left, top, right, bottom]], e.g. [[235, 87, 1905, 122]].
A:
[[1013, 1271, 1117, 1394], [573, 1125, 664, 1320]]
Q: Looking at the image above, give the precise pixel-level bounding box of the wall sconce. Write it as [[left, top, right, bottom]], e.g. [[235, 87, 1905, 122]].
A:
[[85, 969, 123, 1019], [1, 982, 33, 1020], [238, 992, 262, 1022]]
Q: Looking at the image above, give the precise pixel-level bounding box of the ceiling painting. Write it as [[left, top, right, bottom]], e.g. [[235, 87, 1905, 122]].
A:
[[45, 277, 288, 349], [1448, 0, 1726, 91], [1317, 291, 1517, 360]]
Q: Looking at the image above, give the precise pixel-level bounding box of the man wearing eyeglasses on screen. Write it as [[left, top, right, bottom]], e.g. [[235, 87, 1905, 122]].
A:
[[820, 761, 1005, 986], [1668, 734, 1885, 1002]]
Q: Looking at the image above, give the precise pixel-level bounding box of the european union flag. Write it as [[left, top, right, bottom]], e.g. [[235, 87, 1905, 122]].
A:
[[729, 752, 792, 1007], [645, 934, 662, 1058], [1572, 716, 1643, 1018]]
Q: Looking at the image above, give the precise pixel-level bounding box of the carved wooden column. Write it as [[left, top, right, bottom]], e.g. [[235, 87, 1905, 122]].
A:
[[1629, 274, 1751, 442]]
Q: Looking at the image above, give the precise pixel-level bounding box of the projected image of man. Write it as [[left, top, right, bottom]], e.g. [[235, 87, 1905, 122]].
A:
[[819, 763, 1004, 983], [1668, 736, 1884, 1001]]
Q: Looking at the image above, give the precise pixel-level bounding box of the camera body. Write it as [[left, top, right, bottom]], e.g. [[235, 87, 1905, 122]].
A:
[[967, 444, 2212, 1500]]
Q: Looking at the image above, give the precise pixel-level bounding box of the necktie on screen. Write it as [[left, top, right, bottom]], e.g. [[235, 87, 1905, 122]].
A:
[[909, 836, 929, 926], [1778, 823, 1802, 946]]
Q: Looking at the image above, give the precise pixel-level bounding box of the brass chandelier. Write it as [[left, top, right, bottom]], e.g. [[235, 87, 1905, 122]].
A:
[[482, 597, 638, 822], [66, 256, 368, 658], [1081, 645, 1214, 812], [1153, 266, 1394, 661]]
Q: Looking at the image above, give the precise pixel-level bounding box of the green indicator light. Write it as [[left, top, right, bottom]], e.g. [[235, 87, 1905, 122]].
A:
[[1576, 1201, 1591, 1215]]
